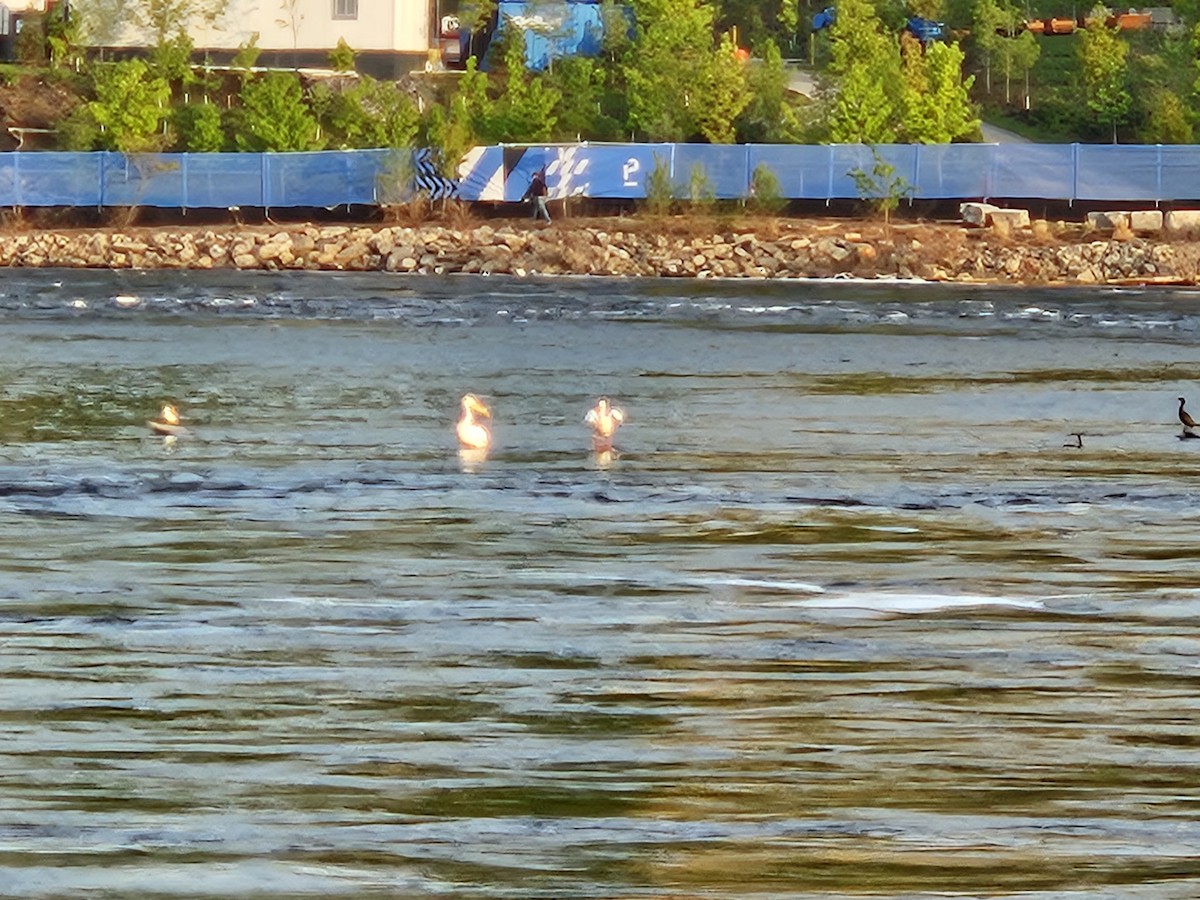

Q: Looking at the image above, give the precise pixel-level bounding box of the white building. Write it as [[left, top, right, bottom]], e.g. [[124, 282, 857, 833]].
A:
[[78, 0, 458, 78]]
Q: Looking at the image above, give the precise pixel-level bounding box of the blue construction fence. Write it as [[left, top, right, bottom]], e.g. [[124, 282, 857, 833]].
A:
[[0, 143, 1198, 208]]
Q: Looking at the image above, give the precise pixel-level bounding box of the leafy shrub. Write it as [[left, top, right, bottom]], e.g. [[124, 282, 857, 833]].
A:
[[644, 152, 673, 216], [848, 148, 912, 224], [315, 77, 418, 149], [56, 105, 101, 150], [88, 58, 172, 152], [748, 163, 786, 215], [329, 37, 356, 72], [173, 101, 225, 151], [686, 162, 715, 213], [232, 71, 323, 151]]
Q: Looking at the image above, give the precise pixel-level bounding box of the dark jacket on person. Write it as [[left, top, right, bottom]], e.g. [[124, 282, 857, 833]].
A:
[[525, 172, 547, 199]]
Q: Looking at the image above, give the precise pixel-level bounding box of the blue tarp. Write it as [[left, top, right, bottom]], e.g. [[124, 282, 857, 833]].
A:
[[493, 0, 609, 71], [1, 144, 1199, 208]]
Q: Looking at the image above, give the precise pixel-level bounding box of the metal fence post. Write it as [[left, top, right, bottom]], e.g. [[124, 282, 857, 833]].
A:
[[911, 144, 921, 204], [985, 143, 994, 202], [744, 144, 751, 201], [827, 145, 835, 206], [1070, 143, 1078, 207], [262, 153, 270, 217], [1156, 143, 1163, 205]]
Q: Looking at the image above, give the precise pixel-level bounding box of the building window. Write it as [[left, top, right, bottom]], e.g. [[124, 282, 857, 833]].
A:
[[333, 0, 357, 19]]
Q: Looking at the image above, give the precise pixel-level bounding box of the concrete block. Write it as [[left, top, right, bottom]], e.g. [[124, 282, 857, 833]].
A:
[[1129, 210, 1163, 233], [990, 208, 1031, 229], [960, 202, 998, 227], [1164, 210, 1200, 234], [1087, 211, 1129, 232]]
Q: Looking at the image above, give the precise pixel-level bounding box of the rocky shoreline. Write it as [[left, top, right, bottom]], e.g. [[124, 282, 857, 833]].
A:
[[0, 219, 1197, 285]]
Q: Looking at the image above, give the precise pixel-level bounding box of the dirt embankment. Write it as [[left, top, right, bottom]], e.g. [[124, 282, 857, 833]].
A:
[[0, 75, 82, 150]]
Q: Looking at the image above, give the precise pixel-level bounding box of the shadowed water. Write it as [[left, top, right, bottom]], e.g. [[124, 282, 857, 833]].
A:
[[3, 270, 1200, 898]]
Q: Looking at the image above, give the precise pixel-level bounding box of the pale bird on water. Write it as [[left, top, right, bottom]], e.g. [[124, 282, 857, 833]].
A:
[[585, 397, 625, 452], [456, 393, 492, 451], [148, 403, 186, 437]]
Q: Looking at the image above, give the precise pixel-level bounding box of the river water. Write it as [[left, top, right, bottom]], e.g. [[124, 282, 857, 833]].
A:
[[3, 269, 1200, 898]]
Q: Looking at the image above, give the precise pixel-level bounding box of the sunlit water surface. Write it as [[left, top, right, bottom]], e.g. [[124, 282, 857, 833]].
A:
[[3, 270, 1200, 898]]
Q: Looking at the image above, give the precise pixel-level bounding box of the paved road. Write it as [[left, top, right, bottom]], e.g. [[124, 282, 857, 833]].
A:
[[980, 122, 1032, 143]]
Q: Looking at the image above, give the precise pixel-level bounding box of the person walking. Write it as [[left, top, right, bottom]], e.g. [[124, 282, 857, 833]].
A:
[[525, 169, 551, 223]]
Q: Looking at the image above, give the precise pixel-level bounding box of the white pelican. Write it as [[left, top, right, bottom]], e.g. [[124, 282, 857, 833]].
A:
[[585, 397, 625, 452], [148, 403, 186, 437], [456, 393, 492, 451]]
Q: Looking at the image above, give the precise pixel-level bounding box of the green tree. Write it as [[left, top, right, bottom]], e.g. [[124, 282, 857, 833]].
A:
[[736, 38, 804, 142], [826, 0, 903, 143], [88, 58, 172, 152], [15, 11, 47, 64], [599, 0, 635, 60], [482, 23, 561, 141], [973, 0, 1039, 106], [329, 37, 356, 72], [232, 71, 324, 151], [900, 34, 979, 142], [972, 0, 1006, 97], [544, 56, 624, 141], [232, 32, 263, 74], [714, 0, 799, 51], [459, 0, 498, 31], [44, 0, 79, 69], [421, 58, 487, 178], [907, 0, 945, 20], [623, 0, 750, 142], [1079, 15, 1131, 142], [699, 32, 753, 143], [150, 31, 196, 90], [1141, 89, 1194, 143], [1178, 0, 1200, 27], [314, 76, 419, 148]]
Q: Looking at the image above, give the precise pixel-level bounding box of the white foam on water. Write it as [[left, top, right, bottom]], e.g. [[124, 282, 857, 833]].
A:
[[799, 592, 1045, 614]]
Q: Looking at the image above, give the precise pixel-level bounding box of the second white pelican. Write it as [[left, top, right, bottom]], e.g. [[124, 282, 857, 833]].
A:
[[148, 403, 186, 437], [457, 393, 492, 451], [585, 397, 625, 452]]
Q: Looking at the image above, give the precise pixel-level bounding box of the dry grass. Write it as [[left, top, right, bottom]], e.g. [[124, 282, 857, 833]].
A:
[[102, 206, 141, 230], [380, 194, 433, 227], [437, 199, 475, 229]]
